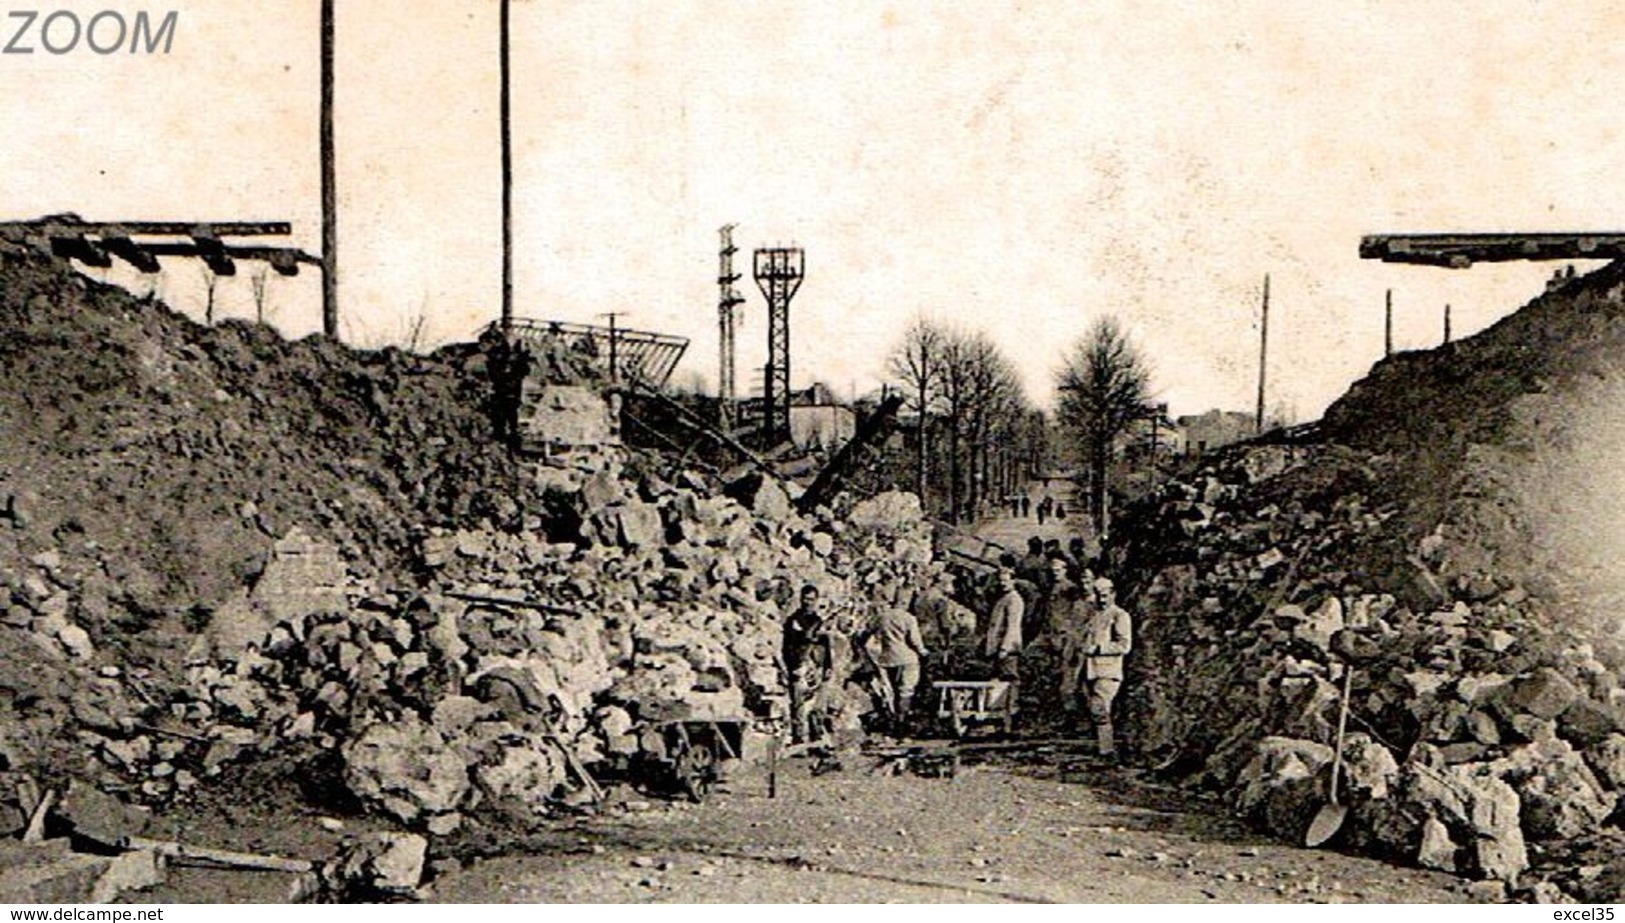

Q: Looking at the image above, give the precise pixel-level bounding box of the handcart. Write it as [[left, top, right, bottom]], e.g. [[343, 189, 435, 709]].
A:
[[932, 679, 1015, 738]]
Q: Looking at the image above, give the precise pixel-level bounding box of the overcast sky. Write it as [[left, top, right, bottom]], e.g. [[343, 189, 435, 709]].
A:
[[5, 1, 1623, 418]]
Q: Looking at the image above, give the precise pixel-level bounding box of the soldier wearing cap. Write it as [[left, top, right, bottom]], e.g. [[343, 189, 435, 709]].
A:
[[1081, 577, 1133, 758]]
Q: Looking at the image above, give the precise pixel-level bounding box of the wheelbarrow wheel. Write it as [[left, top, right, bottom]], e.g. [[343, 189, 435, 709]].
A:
[[674, 735, 718, 803]]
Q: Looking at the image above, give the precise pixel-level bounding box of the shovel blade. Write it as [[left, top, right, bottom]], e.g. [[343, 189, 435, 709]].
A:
[[1305, 803, 1348, 848]]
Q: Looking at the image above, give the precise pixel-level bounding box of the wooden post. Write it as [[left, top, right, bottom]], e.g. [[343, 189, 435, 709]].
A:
[[1443, 303, 1452, 344], [320, 0, 338, 339], [499, 0, 513, 333], [1255, 273, 1269, 434], [1384, 289, 1393, 357]]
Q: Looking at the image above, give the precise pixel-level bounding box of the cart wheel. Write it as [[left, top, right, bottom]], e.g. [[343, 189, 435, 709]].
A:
[[675, 738, 717, 803]]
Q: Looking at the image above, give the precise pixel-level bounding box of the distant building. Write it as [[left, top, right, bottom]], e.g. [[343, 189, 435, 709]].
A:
[[787, 382, 855, 450], [1176, 409, 1254, 457]]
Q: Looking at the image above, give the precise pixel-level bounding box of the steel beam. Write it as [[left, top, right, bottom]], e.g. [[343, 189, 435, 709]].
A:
[[1360, 232, 1625, 268]]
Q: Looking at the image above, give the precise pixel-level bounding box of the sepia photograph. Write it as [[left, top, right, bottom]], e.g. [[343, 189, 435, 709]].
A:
[[2, 0, 1624, 907]]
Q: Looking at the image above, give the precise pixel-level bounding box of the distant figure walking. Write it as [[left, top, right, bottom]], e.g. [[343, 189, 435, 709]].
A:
[[1020, 495, 1031, 518], [1036, 495, 1052, 525]]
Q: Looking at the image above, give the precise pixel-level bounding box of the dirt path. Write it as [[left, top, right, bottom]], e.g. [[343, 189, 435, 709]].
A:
[[432, 751, 1469, 904]]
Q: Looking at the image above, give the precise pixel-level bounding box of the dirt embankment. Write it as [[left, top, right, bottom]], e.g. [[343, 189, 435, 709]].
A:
[[0, 251, 540, 643], [1111, 262, 1625, 901]]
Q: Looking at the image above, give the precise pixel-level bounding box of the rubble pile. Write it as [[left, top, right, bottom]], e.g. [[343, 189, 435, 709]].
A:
[[3, 455, 937, 844], [0, 250, 572, 644], [1113, 263, 1625, 898], [176, 484, 931, 829]]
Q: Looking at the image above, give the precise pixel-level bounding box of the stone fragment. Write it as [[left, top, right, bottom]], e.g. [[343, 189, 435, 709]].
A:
[[0, 839, 113, 903], [90, 849, 165, 903], [1234, 737, 1331, 836], [1492, 738, 1616, 840], [343, 718, 469, 826], [57, 624, 94, 660], [1497, 668, 1580, 721], [1583, 734, 1625, 791], [1558, 698, 1622, 750], [1415, 817, 1457, 872], [1466, 880, 1508, 903], [57, 780, 151, 844], [326, 832, 427, 898]]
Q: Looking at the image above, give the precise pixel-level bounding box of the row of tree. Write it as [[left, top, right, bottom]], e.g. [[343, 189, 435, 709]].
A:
[[886, 318, 1043, 524], [883, 314, 1153, 536]]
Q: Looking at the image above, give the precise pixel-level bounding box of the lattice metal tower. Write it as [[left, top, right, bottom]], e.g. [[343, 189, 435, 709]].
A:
[[717, 225, 744, 429], [754, 247, 804, 447]]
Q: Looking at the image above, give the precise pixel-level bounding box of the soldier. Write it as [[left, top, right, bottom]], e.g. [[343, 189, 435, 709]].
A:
[[480, 326, 514, 445], [1081, 578, 1133, 758], [782, 584, 829, 743], [984, 569, 1026, 701], [503, 339, 534, 453], [858, 580, 928, 736]]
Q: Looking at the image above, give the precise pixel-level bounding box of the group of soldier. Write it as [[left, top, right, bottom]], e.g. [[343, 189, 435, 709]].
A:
[[779, 534, 1134, 759]]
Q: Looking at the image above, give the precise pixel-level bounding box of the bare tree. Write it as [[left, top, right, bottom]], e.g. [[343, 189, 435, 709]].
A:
[[960, 337, 1020, 520], [935, 328, 1024, 523], [1056, 315, 1153, 539], [886, 317, 945, 503], [198, 263, 219, 325], [249, 265, 272, 325]]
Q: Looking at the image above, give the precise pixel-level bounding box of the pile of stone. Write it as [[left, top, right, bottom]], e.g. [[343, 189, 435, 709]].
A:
[[1115, 441, 1625, 896], [0, 462, 939, 843]]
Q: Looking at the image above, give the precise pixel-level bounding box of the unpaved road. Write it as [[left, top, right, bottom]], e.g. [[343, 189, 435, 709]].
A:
[[432, 751, 1470, 904]]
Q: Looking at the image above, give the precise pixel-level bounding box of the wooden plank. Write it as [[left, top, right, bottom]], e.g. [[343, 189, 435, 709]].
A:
[[118, 836, 313, 874]]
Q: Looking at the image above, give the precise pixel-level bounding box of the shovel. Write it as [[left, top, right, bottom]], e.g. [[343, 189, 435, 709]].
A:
[[1305, 664, 1354, 847]]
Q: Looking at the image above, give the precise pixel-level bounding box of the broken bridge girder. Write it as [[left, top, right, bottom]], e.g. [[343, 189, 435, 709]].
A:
[[100, 237, 161, 273], [190, 236, 236, 277], [49, 236, 112, 268], [1360, 232, 1625, 268], [794, 393, 905, 515], [0, 216, 316, 276]]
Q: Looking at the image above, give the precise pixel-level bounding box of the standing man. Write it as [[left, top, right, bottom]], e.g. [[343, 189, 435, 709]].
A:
[[1082, 578, 1133, 759], [782, 584, 828, 743], [984, 569, 1026, 714], [861, 581, 929, 735], [480, 326, 514, 446], [504, 339, 534, 453]]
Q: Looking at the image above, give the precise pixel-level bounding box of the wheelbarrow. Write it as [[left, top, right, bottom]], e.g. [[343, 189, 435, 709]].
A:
[[630, 713, 747, 803], [932, 679, 1016, 738]]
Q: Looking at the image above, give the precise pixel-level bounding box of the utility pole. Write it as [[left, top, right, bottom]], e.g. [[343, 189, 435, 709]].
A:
[[1443, 303, 1452, 344], [600, 312, 624, 384], [1384, 289, 1394, 358], [320, 0, 337, 339], [1255, 273, 1269, 434], [717, 224, 743, 429], [499, 0, 513, 332]]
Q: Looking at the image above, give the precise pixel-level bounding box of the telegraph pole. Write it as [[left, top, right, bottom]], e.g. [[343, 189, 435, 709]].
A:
[[320, 0, 337, 339], [1384, 289, 1394, 357], [600, 312, 624, 384], [1255, 273, 1269, 434], [499, 0, 513, 332]]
